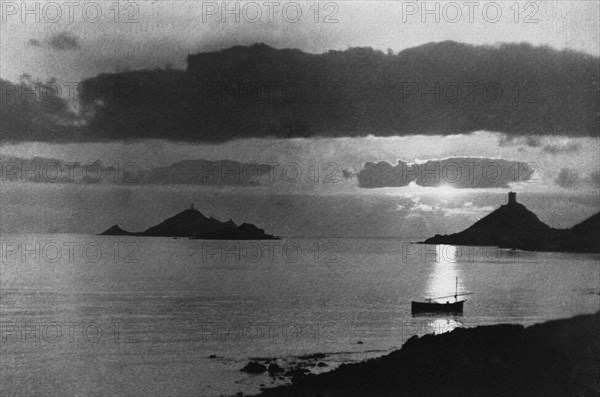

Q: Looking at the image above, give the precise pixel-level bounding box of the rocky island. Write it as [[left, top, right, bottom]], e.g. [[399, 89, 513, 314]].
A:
[[99, 204, 279, 240], [422, 192, 599, 253]]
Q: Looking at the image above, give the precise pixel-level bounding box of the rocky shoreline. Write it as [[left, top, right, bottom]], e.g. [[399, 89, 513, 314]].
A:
[[250, 311, 600, 397]]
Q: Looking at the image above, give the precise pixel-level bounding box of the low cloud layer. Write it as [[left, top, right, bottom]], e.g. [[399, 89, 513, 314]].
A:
[[27, 39, 42, 47], [28, 32, 81, 51], [0, 156, 276, 186], [554, 168, 600, 190], [555, 168, 580, 189], [1, 41, 598, 143], [499, 135, 583, 154], [355, 158, 536, 189], [47, 32, 81, 50]]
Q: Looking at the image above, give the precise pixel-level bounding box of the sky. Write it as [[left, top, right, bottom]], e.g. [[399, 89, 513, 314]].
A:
[[0, 1, 599, 237], [1, 1, 599, 82]]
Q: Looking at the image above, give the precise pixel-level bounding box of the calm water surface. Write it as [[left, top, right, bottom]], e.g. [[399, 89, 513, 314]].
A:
[[1, 234, 598, 396]]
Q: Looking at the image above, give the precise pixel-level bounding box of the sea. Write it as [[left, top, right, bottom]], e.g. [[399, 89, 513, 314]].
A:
[[1, 234, 599, 396]]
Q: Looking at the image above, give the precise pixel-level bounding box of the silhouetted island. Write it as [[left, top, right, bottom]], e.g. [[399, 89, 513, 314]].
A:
[[99, 204, 279, 240], [256, 311, 600, 397], [422, 192, 599, 253]]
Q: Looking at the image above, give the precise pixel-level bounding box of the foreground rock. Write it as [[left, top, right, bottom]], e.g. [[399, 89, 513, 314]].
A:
[[241, 362, 267, 374], [422, 192, 599, 253], [267, 364, 284, 375], [99, 204, 279, 240], [256, 311, 600, 396]]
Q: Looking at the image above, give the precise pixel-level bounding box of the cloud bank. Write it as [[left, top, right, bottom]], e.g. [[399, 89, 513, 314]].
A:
[[355, 158, 536, 189], [0, 77, 80, 142], [554, 168, 600, 190], [2, 41, 598, 143], [27, 32, 81, 51], [0, 156, 276, 186], [47, 32, 81, 51]]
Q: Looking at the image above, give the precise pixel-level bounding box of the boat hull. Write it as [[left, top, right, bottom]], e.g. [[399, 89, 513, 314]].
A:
[[411, 300, 464, 314]]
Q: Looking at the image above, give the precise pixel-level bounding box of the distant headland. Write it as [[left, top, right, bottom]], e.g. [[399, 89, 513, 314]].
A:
[[99, 204, 279, 240], [422, 192, 599, 253]]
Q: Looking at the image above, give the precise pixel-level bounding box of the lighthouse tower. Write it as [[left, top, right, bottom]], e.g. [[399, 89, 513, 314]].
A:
[[508, 192, 517, 205]]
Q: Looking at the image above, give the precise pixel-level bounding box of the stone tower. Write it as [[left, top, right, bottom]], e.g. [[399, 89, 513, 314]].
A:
[[508, 192, 516, 205]]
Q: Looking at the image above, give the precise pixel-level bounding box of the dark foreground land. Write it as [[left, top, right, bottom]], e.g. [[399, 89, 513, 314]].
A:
[[256, 311, 600, 397]]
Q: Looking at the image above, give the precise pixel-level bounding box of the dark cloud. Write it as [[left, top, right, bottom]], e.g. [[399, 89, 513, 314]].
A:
[[27, 32, 82, 51], [555, 168, 580, 189], [342, 169, 356, 179], [0, 156, 121, 184], [554, 169, 600, 189], [588, 171, 600, 188], [133, 159, 274, 186], [2, 41, 598, 143], [27, 39, 42, 47], [542, 143, 581, 154], [0, 156, 275, 186], [356, 158, 535, 189], [0, 78, 80, 142], [47, 32, 81, 51]]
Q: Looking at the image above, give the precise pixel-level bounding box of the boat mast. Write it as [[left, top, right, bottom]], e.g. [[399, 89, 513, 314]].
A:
[[455, 277, 458, 302]]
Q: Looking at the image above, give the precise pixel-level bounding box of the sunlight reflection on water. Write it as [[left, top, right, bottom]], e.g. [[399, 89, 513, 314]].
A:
[[426, 245, 463, 303], [429, 318, 463, 335]]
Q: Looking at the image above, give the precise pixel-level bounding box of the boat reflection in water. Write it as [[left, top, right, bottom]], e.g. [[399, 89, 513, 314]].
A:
[[411, 245, 473, 316]]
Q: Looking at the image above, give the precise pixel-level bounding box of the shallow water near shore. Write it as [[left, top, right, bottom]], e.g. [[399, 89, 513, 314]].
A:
[[1, 234, 599, 396]]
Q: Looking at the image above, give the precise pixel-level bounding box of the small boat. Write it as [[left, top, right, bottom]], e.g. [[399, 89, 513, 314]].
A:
[[411, 277, 473, 314], [411, 299, 465, 313]]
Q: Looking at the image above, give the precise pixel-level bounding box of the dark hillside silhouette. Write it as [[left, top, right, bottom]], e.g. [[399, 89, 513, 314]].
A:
[[422, 193, 599, 253], [99, 204, 278, 240]]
